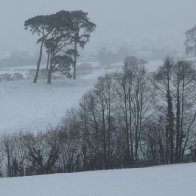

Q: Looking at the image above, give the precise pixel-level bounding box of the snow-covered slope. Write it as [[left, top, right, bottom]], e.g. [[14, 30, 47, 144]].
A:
[[0, 163, 195, 196]]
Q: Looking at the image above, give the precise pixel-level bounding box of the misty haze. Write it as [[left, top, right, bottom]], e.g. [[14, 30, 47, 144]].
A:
[[0, 0, 196, 196]]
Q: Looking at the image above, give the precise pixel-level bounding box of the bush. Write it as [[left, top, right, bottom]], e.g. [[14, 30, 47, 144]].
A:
[[0, 73, 25, 81], [0, 73, 12, 81], [12, 73, 24, 80]]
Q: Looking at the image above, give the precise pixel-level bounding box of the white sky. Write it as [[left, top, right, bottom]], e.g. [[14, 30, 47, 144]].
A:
[[0, 0, 196, 56]]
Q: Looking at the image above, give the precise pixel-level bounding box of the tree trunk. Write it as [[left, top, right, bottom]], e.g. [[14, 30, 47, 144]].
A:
[[47, 55, 53, 84], [175, 77, 180, 162], [134, 79, 140, 164], [73, 41, 77, 80], [179, 72, 185, 159], [7, 149, 11, 177], [167, 88, 174, 164], [128, 74, 134, 162], [124, 82, 131, 164], [33, 40, 44, 83], [46, 52, 50, 72], [102, 104, 106, 169], [194, 40, 196, 57], [106, 79, 112, 168]]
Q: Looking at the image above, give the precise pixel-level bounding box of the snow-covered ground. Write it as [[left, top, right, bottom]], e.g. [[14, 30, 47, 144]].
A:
[[0, 60, 165, 133], [0, 62, 122, 133], [0, 79, 93, 133], [0, 163, 195, 196]]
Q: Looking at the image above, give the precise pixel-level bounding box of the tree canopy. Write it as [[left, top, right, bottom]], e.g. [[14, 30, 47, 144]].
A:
[[25, 10, 96, 83], [185, 26, 196, 56]]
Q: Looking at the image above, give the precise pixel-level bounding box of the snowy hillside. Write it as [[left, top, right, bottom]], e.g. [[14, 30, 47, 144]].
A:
[[0, 163, 195, 196]]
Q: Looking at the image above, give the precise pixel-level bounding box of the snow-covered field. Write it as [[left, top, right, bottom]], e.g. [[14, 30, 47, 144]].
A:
[[0, 59, 170, 133], [0, 62, 122, 133], [0, 79, 93, 133], [0, 163, 195, 196]]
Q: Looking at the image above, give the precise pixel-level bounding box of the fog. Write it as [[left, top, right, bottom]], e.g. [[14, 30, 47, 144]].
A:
[[0, 0, 196, 58]]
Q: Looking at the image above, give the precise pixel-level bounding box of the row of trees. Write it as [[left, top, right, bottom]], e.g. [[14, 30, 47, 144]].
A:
[[25, 10, 96, 83], [0, 57, 196, 177], [185, 25, 196, 56]]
